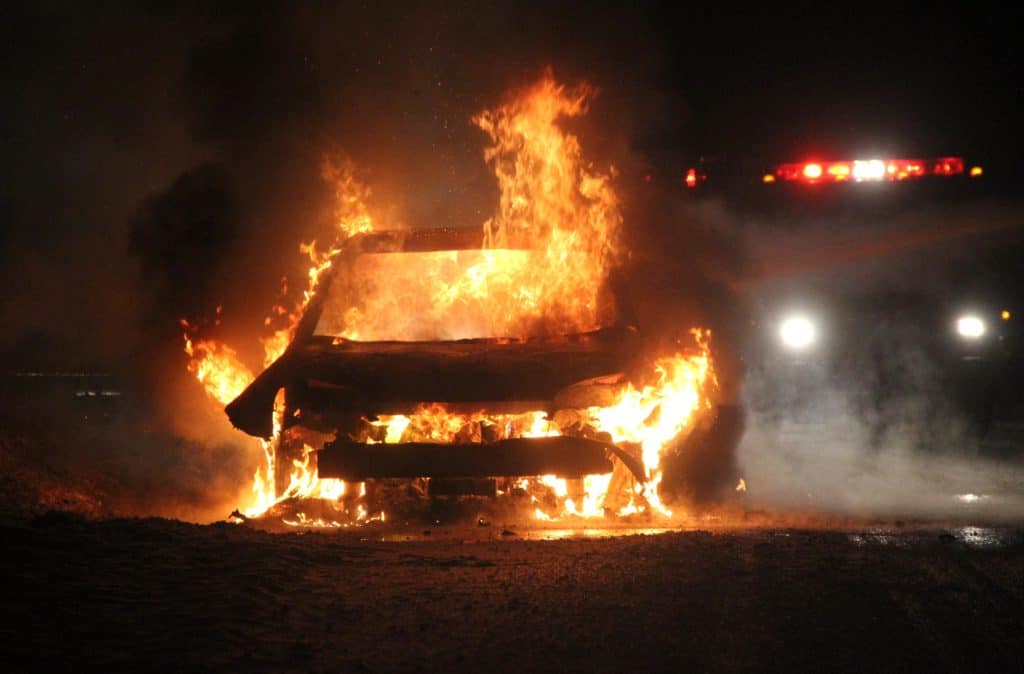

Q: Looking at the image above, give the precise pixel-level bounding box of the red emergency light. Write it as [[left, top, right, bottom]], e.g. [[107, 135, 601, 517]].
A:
[[769, 157, 965, 184]]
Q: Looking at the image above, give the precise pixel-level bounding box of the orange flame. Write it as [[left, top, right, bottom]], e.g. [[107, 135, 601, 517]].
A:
[[363, 331, 716, 519], [587, 329, 716, 515], [183, 161, 381, 522], [326, 70, 621, 342], [259, 159, 378, 366], [475, 71, 622, 335], [181, 327, 254, 406]]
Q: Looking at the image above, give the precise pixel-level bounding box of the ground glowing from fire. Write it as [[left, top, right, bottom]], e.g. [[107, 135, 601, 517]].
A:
[[182, 71, 717, 526]]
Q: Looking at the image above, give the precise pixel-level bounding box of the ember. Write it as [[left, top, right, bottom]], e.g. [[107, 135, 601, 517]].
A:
[[183, 71, 717, 526]]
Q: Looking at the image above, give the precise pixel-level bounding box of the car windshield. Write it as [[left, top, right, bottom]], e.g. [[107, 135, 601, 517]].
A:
[[315, 249, 550, 341]]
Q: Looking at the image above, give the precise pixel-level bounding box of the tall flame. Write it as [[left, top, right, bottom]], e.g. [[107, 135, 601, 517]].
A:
[[327, 70, 621, 341], [475, 71, 621, 335]]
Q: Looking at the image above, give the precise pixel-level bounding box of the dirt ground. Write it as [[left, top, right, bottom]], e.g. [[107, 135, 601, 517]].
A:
[[1, 514, 1021, 673]]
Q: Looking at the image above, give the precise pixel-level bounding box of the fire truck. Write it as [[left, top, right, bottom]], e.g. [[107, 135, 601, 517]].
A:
[[682, 153, 1023, 451]]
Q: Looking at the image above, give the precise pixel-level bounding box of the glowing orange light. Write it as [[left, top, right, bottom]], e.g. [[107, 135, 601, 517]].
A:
[[803, 163, 823, 180], [827, 163, 850, 180], [685, 168, 698, 188], [762, 173, 776, 184], [970, 166, 983, 177], [1002, 309, 1011, 321]]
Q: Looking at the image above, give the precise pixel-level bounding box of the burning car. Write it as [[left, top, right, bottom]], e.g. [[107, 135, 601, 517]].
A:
[[187, 73, 728, 525], [222, 226, 726, 520]]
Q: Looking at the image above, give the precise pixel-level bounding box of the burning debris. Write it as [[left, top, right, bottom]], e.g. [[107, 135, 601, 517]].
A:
[[183, 71, 720, 527]]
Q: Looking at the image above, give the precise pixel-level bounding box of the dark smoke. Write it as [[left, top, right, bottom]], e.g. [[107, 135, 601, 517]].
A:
[[131, 164, 237, 318], [129, 163, 237, 378]]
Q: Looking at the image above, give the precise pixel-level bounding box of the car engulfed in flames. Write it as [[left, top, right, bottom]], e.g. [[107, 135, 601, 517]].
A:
[[225, 227, 717, 522], [183, 71, 723, 526]]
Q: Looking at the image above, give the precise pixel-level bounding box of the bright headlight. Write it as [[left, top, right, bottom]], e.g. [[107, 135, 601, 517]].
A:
[[956, 314, 985, 339], [779, 315, 817, 350]]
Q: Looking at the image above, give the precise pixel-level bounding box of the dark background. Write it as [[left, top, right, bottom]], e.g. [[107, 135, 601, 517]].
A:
[[1, 2, 1019, 372]]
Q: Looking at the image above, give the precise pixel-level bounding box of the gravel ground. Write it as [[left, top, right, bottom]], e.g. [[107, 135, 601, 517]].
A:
[[1, 514, 1021, 673]]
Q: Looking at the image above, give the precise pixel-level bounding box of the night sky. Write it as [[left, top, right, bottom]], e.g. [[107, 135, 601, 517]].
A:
[[0, 2, 1020, 374]]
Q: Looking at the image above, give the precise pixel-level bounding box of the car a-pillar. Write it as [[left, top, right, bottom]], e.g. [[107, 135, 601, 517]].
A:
[[274, 384, 326, 498]]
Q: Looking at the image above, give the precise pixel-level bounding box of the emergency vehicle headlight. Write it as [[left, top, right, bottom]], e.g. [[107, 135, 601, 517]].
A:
[[779, 314, 817, 350], [956, 315, 986, 339]]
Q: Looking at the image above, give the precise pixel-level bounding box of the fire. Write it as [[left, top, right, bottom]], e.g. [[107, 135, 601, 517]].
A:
[[328, 70, 621, 341], [587, 329, 716, 514], [182, 160, 382, 523], [260, 158, 378, 366], [246, 400, 378, 522], [591, 331, 714, 467], [270, 443, 350, 511], [370, 406, 557, 445], [361, 331, 716, 520], [475, 72, 621, 335], [181, 328, 254, 405], [181, 70, 718, 527], [321, 156, 376, 240]]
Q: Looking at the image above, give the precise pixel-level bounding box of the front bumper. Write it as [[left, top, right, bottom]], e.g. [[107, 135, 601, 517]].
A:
[[317, 435, 646, 482]]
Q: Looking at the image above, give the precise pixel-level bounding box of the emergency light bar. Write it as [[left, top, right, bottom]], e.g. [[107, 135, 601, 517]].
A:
[[768, 157, 969, 184]]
